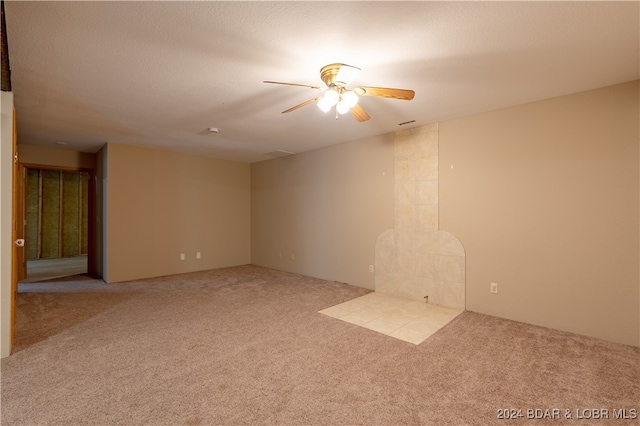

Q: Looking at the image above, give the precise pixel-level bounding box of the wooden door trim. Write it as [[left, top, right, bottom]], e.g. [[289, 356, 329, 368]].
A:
[[10, 108, 18, 352], [20, 163, 93, 173]]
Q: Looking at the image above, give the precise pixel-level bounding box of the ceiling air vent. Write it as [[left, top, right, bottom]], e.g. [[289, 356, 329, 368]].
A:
[[265, 150, 295, 158]]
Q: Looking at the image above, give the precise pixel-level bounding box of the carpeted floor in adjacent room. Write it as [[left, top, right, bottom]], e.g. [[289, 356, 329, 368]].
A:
[[1, 265, 638, 425]]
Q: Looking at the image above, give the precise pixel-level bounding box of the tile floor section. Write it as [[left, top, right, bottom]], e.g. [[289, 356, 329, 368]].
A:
[[319, 292, 463, 345]]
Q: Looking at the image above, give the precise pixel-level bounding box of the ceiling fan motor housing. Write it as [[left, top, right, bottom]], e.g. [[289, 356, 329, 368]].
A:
[[320, 63, 360, 87]]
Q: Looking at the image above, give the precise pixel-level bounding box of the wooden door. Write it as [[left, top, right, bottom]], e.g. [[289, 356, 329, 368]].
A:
[[15, 165, 25, 279]]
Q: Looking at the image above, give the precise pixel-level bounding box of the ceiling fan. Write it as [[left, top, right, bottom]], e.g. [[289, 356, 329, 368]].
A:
[[264, 63, 415, 122]]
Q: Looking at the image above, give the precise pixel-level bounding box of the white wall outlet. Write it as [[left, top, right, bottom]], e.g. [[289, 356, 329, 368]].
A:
[[290, 253, 295, 261], [278, 251, 282, 259], [196, 252, 201, 259], [180, 253, 185, 261], [490, 282, 498, 294], [369, 265, 374, 273]]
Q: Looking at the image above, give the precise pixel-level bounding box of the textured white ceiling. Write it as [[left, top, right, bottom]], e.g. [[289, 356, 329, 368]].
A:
[[5, 1, 639, 163]]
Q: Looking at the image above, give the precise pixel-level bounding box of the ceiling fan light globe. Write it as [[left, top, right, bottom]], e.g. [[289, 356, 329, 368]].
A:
[[342, 91, 358, 108], [323, 89, 339, 106], [317, 97, 332, 113], [336, 101, 351, 114]]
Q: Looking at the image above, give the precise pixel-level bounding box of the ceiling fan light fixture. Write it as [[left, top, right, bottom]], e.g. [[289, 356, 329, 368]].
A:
[[266, 62, 413, 122], [318, 88, 340, 112]]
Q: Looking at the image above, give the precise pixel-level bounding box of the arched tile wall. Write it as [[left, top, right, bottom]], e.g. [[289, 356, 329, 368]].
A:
[[375, 124, 466, 309]]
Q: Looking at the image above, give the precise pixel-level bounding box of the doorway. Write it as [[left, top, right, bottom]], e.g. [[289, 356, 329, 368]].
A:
[[21, 167, 92, 282]]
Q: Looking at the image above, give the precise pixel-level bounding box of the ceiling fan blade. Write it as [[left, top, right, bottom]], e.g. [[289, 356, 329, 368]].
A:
[[264, 80, 322, 90], [354, 86, 415, 100], [282, 97, 321, 114], [350, 104, 370, 122]]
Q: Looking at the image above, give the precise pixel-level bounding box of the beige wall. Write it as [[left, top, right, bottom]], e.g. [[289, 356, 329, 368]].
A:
[[439, 81, 639, 346], [19, 144, 96, 170], [1, 92, 14, 358], [251, 134, 394, 289], [105, 143, 251, 283]]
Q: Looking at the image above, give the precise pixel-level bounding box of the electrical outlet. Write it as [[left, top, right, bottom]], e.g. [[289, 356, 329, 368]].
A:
[[278, 251, 282, 259], [290, 253, 295, 261], [490, 282, 498, 294], [196, 252, 201, 259], [369, 265, 374, 273], [180, 253, 185, 261]]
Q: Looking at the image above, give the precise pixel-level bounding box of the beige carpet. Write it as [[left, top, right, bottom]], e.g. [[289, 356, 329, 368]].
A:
[[2, 265, 638, 425]]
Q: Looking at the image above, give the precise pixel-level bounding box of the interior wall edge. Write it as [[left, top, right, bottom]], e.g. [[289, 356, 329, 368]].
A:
[[0, 91, 14, 358]]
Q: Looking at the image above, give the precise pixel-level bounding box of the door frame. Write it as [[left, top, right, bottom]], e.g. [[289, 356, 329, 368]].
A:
[[10, 108, 18, 351], [19, 163, 96, 278]]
